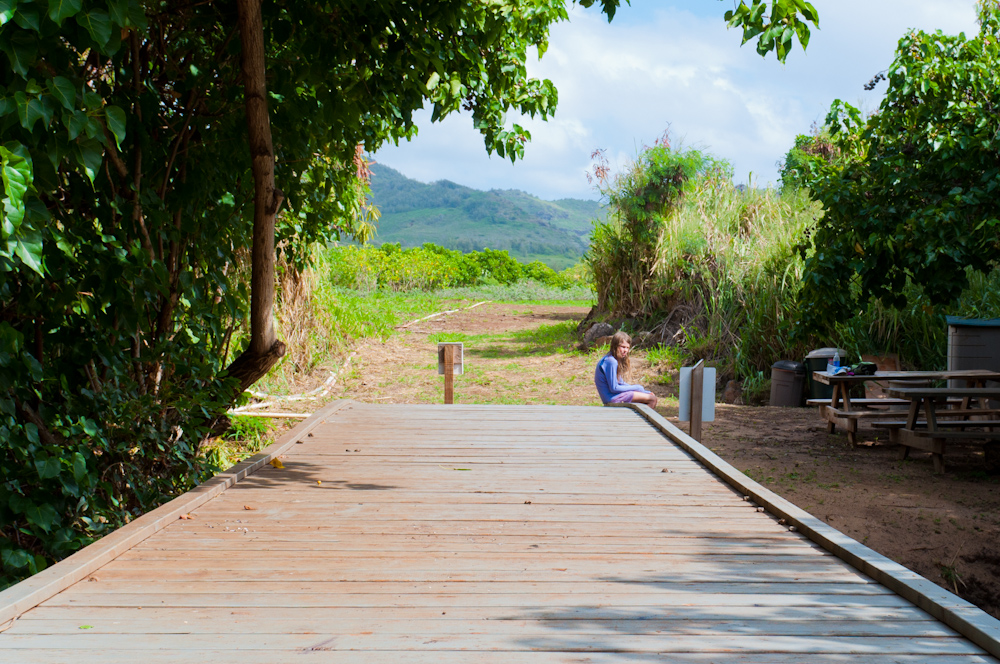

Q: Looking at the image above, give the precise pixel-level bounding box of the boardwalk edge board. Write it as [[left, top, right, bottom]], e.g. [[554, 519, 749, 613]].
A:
[[0, 400, 355, 626], [622, 402, 1000, 659]]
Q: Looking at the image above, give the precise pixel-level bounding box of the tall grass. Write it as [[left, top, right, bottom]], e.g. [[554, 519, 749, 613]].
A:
[[587, 143, 1000, 381], [649, 173, 820, 379]]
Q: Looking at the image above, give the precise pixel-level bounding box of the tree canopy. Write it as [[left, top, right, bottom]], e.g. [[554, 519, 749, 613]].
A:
[[0, 0, 819, 584], [795, 3, 1000, 333]]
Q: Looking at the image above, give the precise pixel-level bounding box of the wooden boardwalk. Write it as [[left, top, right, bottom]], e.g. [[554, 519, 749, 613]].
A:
[[2, 402, 999, 662]]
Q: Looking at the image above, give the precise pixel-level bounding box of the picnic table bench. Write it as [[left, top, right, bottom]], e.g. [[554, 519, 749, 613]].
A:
[[811, 370, 1000, 447], [882, 386, 1000, 473]]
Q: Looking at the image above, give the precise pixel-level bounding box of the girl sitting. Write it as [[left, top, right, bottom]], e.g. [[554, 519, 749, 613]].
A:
[[594, 331, 658, 408]]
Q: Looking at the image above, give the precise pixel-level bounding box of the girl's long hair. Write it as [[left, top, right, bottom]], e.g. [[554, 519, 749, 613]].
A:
[[609, 331, 632, 382]]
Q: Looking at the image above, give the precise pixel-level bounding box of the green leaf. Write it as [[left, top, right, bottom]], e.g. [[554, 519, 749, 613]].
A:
[[800, 1, 819, 24], [73, 137, 103, 184], [72, 452, 88, 483], [0, 0, 18, 27], [127, 0, 147, 30], [2, 30, 37, 77], [34, 455, 61, 479], [82, 90, 103, 110], [24, 502, 59, 533], [105, 106, 126, 148], [84, 114, 103, 139], [1, 547, 31, 569], [15, 91, 48, 131], [14, 231, 44, 273], [76, 10, 112, 47], [48, 0, 83, 26], [12, 3, 39, 31], [49, 76, 76, 111], [9, 493, 31, 514], [107, 0, 129, 27], [23, 421, 39, 444], [65, 110, 88, 140], [1, 144, 31, 211]]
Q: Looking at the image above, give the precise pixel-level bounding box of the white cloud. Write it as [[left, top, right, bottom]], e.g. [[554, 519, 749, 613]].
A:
[[374, 0, 980, 200]]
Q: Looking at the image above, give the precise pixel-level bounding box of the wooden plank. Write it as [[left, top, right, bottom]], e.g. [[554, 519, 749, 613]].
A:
[[814, 370, 1000, 386], [807, 398, 910, 406], [7, 651, 997, 664], [624, 403, 1000, 659], [78, 564, 872, 584], [906, 430, 1000, 439], [48, 580, 887, 596], [5, 617, 954, 637], [874, 419, 1000, 429], [0, 632, 988, 654], [3, 401, 998, 662], [129, 542, 826, 555], [19, 603, 939, 622], [38, 591, 918, 609], [0, 400, 353, 625], [890, 387, 1000, 399]]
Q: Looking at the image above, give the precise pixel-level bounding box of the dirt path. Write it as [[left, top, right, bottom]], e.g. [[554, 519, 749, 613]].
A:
[[333, 302, 1000, 618]]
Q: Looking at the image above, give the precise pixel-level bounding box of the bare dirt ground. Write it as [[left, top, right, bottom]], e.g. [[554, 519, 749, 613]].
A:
[[324, 301, 1000, 618]]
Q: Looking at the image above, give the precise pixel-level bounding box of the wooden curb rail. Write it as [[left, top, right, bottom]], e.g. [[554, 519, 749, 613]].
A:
[[0, 399, 353, 626], [622, 402, 1000, 660]]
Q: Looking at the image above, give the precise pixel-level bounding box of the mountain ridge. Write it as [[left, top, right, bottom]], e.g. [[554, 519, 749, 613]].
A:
[[366, 164, 604, 270]]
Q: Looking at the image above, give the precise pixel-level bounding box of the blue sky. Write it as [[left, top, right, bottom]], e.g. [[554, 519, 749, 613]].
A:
[[373, 0, 980, 201]]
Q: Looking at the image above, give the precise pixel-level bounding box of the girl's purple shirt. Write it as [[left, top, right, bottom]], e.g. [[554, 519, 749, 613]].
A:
[[594, 354, 645, 404]]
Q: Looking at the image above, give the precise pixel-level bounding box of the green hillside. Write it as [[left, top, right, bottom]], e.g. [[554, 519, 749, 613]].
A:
[[367, 164, 604, 270]]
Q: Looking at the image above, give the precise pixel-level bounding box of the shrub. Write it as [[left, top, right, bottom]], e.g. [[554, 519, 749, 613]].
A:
[[325, 243, 578, 291]]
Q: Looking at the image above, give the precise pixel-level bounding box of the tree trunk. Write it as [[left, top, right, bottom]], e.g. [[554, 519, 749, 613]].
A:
[[225, 0, 286, 393]]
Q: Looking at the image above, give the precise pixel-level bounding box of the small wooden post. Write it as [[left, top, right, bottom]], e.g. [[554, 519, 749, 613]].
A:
[[690, 359, 704, 441], [443, 344, 454, 405]]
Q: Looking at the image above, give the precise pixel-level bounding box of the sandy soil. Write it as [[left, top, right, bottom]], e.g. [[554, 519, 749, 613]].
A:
[[323, 301, 1000, 618]]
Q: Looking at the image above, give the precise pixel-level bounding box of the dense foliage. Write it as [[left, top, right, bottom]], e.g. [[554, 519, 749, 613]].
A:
[[0, 0, 819, 586], [0, 0, 596, 587], [586, 137, 1000, 388], [587, 138, 725, 317], [328, 243, 579, 292], [587, 140, 820, 378], [778, 129, 838, 191], [796, 4, 1000, 333]]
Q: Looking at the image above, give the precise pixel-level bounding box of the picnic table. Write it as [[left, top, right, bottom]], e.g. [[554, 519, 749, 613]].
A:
[[884, 386, 1000, 473], [809, 369, 1000, 447]]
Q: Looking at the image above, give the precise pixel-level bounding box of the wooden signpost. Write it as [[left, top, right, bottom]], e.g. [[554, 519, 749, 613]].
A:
[[437, 342, 464, 404]]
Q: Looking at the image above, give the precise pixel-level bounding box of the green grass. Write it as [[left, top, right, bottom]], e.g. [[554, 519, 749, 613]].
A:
[[427, 331, 501, 344], [319, 287, 445, 340], [507, 321, 580, 354], [435, 281, 594, 303], [202, 416, 274, 471], [645, 344, 688, 368], [429, 322, 580, 359]]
